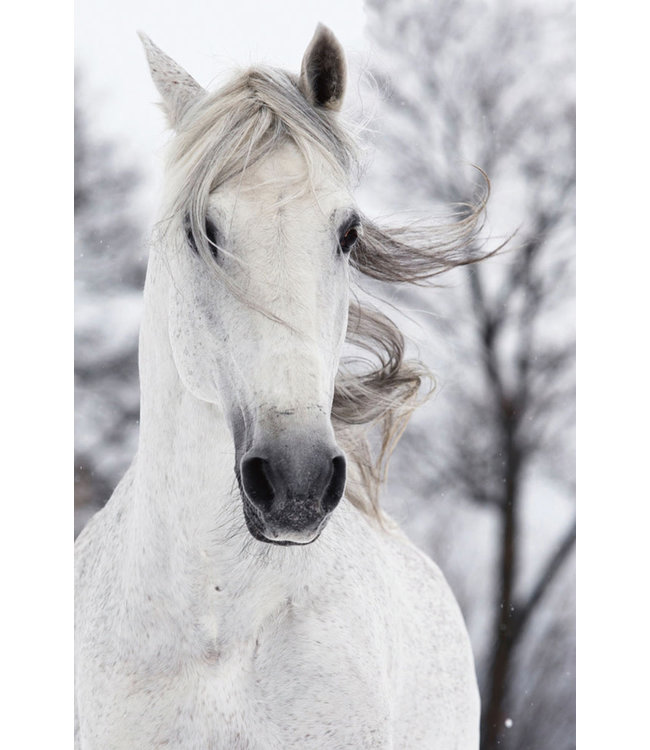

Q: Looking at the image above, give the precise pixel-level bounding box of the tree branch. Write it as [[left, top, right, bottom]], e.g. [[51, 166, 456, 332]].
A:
[[512, 518, 576, 644]]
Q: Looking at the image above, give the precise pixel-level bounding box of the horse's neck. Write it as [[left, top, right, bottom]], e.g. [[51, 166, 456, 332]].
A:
[[133, 254, 244, 568]]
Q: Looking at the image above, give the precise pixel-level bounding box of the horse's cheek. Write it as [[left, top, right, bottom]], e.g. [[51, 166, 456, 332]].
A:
[[167, 292, 226, 404]]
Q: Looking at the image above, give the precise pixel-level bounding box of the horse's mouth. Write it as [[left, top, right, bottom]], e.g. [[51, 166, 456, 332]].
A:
[[237, 482, 327, 546], [242, 497, 326, 546], [245, 515, 323, 546]]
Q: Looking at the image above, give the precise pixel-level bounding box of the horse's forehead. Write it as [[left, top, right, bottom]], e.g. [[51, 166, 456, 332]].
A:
[[215, 142, 348, 219], [241, 142, 310, 184]]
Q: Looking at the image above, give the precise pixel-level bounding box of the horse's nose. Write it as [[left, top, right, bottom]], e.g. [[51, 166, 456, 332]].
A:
[[240, 443, 346, 537]]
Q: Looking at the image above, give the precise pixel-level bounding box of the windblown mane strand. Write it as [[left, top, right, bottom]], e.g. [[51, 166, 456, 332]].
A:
[[161, 66, 488, 522]]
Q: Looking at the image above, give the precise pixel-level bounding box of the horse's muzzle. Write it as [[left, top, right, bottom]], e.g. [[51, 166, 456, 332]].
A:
[[238, 438, 346, 545]]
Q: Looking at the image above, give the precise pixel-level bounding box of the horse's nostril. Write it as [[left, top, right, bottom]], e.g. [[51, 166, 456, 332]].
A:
[[323, 454, 346, 513], [241, 456, 275, 513]]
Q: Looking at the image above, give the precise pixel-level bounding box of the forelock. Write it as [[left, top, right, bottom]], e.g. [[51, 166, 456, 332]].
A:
[[165, 66, 357, 214]]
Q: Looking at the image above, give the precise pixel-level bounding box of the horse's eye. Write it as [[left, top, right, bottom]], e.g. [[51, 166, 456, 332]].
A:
[[184, 215, 220, 260], [339, 225, 360, 254], [205, 219, 220, 259]]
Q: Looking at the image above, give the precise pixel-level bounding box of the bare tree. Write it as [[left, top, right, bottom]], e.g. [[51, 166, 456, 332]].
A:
[[74, 74, 146, 535], [364, 1, 575, 747]]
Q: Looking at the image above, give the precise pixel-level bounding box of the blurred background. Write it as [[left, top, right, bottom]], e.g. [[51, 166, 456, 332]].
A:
[[74, 1, 575, 748]]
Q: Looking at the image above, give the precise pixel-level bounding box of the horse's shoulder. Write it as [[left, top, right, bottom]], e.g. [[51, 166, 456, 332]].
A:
[[376, 521, 453, 597], [319, 512, 469, 650], [367, 524, 480, 746]]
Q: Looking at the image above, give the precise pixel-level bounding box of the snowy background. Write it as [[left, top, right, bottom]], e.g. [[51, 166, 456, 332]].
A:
[[75, 1, 575, 748]]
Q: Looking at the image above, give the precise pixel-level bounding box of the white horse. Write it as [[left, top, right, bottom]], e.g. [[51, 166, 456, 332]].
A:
[[75, 25, 482, 749]]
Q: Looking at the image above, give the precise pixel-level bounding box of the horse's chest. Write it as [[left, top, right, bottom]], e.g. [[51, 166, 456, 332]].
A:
[[78, 609, 392, 750], [78, 652, 269, 749]]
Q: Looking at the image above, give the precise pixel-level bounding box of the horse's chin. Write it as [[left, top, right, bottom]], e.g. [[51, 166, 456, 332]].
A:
[[241, 498, 326, 546]]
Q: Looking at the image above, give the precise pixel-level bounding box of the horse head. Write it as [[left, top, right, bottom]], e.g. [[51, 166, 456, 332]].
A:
[[141, 26, 356, 545]]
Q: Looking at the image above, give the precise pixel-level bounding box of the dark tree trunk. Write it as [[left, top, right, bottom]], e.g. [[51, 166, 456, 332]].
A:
[[480, 403, 520, 750]]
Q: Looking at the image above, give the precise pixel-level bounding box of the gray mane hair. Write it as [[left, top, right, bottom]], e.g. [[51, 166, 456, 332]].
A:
[[159, 64, 490, 523]]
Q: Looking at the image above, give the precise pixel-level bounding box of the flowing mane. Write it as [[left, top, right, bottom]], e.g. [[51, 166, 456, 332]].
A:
[[154, 63, 488, 520]]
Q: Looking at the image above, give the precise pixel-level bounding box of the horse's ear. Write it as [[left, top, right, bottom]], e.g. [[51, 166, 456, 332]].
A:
[[138, 32, 205, 128], [299, 24, 347, 112]]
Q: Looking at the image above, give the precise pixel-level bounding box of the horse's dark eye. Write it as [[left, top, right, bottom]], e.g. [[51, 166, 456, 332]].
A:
[[205, 219, 219, 259], [339, 226, 359, 254], [184, 215, 220, 260]]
